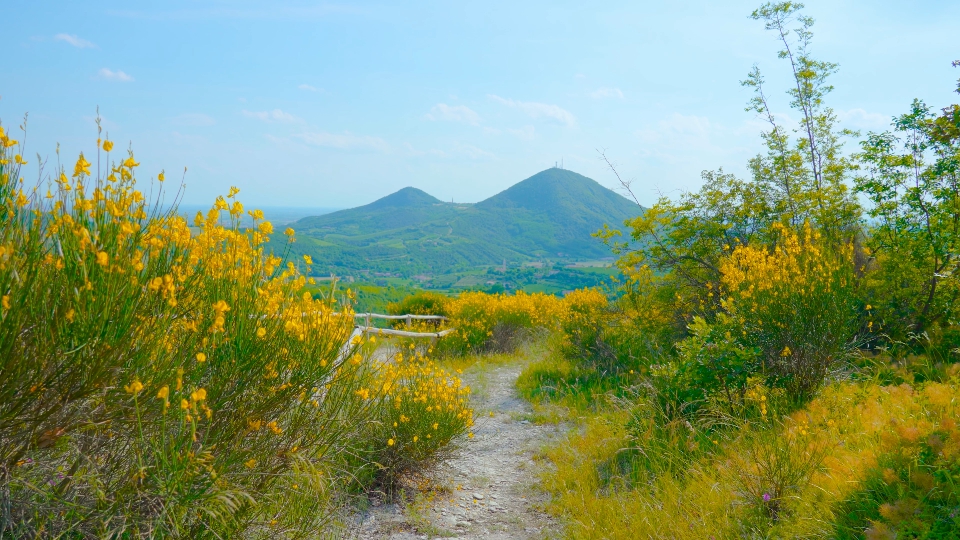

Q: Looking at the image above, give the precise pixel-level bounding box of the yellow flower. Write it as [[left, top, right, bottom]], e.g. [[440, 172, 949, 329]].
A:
[[1, 295, 10, 310], [196, 352, 207, 363], [248, 419, 263, 431], [387, 438, 395, 446], [14, 154, 27, 165], [780, 346, 792, 357], [284, 227, 295, 236], [303, 254, 313, 265], [123, 156, 140, 168], [65, 309, 76, 322], [124, 380, 144, 395], [256, 327, 267, 338], [102, 140, 113, 152], [73, 153, 91, 177], [180, 399, 190, 410], [267, 420, 282, 434], [96, 251, 109, 267], [244, 459, 257, 469], [413, 436, 418, 442], [191, 388, 207, 402], [158, 171, 165, 182], [157, 386, 170, 399], [259, 221, 274, 234]]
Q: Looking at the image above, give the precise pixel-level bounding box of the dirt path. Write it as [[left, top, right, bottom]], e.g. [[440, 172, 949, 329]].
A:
[[354, 358, 563, 539]]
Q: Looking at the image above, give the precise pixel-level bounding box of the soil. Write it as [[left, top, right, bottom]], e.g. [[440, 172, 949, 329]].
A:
[[353, 358, 564, 539]]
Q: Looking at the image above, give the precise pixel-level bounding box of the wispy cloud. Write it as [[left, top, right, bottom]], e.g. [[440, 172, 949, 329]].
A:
[[295, 131, 390, 152], [635, 113, 713, 147], [425, 104, 480, 125], [98, 68, 133, 82], [242, 109, 303, 123], [172, 113, 216, 127], [837, 108, 890, 131], [453, 143, 495, 160], [55, 33, 97, 48], [488, 95, 576, 127], [298, 84, 320, 92], [507, 125, 536, 140], [107, 5, 363, 21], [590, 87, 624, 99]]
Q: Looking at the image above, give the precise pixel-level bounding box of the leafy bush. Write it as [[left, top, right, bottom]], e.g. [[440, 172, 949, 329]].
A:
[[671, 314, 762, 415]]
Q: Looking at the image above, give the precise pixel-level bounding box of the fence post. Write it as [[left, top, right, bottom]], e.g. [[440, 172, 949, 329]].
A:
[[365, 314, 371, 329], [405, 315, 412, 329]]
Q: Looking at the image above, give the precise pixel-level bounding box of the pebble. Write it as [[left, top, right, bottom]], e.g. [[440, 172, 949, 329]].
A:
[[473, 493, 484, 500]]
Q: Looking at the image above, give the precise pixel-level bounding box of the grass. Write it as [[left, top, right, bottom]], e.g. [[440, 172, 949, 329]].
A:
[[522, 352, 960, 539]]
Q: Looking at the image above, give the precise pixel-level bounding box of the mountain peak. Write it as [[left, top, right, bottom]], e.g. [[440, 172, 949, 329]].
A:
[[365, 187, 442, 209], [476, 168, 634, 215]]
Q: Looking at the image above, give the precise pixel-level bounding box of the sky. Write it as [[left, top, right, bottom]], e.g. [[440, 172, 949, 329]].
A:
[[4, 0, 959, 209]]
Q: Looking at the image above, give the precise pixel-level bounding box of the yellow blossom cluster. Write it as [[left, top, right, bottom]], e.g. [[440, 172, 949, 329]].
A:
[[438, 289, 607, 354], [372, 349, 474, 475]]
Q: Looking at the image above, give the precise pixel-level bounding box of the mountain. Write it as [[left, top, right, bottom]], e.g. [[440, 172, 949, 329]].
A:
[[288, 168, 641, 277]]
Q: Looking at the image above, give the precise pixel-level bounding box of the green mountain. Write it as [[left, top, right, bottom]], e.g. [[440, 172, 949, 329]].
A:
[[289, 168, 641, 277]]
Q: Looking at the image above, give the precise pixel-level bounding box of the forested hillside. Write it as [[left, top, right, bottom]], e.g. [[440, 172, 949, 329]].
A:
[[288, 168, 640, 276]]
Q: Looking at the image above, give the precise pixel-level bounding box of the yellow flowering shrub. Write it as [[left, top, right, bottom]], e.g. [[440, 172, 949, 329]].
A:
[[0, 122, 468, 537], [719, 223, 861, 398], [440, 290, 570, 354], [369, 350, 474, 483]]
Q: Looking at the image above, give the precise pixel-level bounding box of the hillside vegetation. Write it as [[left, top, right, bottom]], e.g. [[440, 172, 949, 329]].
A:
[[287, 168, 639, 279]]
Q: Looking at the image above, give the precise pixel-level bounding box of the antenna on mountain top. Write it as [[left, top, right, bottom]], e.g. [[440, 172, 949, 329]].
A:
[[561, 157, 564, 169]]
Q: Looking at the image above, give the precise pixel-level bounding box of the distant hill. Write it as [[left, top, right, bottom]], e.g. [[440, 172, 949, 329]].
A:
[[288, 168, 641, 277]]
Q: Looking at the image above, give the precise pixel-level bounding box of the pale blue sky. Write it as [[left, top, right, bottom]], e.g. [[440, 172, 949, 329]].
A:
[[4, 1, 958, 208]]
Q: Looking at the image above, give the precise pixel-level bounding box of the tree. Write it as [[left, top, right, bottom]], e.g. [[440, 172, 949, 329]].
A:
[[604, 2, 860, 326], [854, 63, 960, 337]]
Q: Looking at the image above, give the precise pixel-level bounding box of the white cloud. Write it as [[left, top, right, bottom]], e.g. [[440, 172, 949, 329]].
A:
[[55, 33, 96, 48], [488, 95, 576, 127], [98, 68, 133, 82], [298, 84, 319, 92], [837, 108, 889, 131], [295, 131, 390, 152], [453, 143, 495, 160], [425, 103, 481, 125], [506, 125, 536, 140], [590, 87, 624, 99], [404, 143, 447, 157], [635, 113, 712, 145], [172, 113, 216, 127], [242, 109, 303, 123]]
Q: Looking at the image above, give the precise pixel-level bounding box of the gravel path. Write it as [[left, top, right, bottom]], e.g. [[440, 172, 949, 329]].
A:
[[354, 358, 563, 539]]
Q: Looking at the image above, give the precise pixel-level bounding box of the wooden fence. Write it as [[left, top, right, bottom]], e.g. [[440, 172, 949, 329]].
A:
[[353, 313, 455, 339]]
